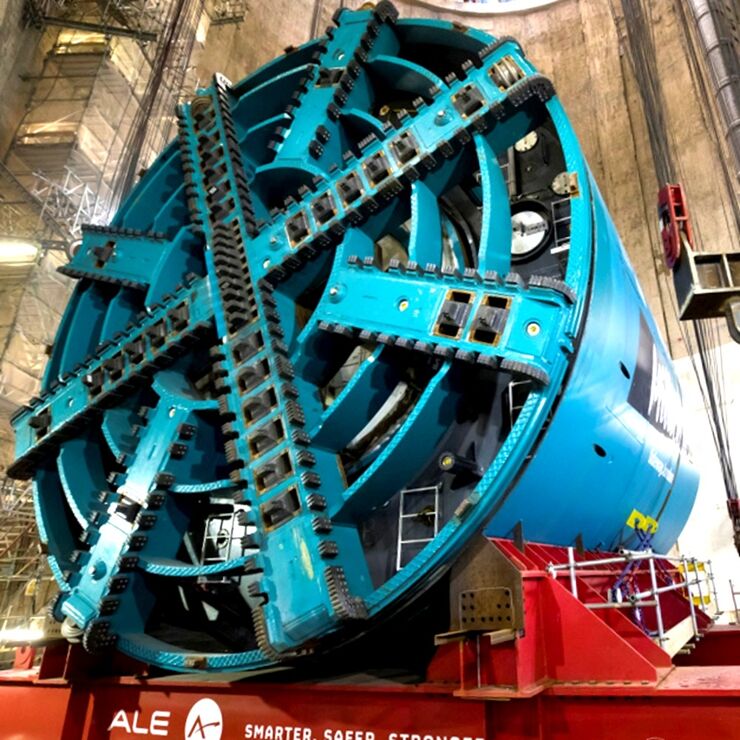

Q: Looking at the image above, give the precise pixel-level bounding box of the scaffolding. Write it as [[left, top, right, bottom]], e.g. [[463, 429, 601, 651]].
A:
[[7, 0, 202, 240], [0, 476, 55, 669], [0, 0, 250, 661], [0, 162, 69, 253], [547, 547, 721, 653]]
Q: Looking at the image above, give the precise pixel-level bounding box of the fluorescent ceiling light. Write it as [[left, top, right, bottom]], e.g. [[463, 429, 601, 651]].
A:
[[0, 240, 39, 265], [0, 626, 45, 644]]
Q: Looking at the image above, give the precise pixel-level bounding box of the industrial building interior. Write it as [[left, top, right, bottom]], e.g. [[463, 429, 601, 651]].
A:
[[0, 0, 737, 737]]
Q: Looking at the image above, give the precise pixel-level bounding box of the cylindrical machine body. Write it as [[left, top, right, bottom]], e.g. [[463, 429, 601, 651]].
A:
[[9, 4, 698, 672], [487, 184, 697, 552]]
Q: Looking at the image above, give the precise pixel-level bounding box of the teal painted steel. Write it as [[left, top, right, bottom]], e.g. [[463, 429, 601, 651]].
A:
[[9, 3, 697, 672]]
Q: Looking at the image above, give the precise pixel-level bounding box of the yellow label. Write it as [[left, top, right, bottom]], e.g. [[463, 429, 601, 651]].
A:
[[626, 508, 658, 534]]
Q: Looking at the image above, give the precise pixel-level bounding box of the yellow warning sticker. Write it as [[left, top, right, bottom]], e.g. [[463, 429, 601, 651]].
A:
[[626, 508, 658, 534]]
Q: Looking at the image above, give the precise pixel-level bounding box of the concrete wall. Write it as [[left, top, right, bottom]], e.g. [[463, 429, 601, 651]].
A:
[[194, 0, 321, 86]]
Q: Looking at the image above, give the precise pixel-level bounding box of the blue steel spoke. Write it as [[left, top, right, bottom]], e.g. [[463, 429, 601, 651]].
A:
[[139, 555, 250, 577], [58, 396, 199, 644], [57, 433, 110, 529], [232, 64, 318, 143], [33, 467, 78, 588], [368, 54, 446, 100], [313, 257, 569, 384], [475, 132, 513, 275], [113, 144, 183, 229], [101, 405, 139, 462], [409, 181, 443, 265], [340, 108, 386, 140], [60, 227, 168, 291], [241, 114, 291, 166], [269, 6, 401, 173], [177, 74, 374, 656], [334, 361, 454, 520], [310, 345, 398, 451], [9, 278, 214, 480], [249, 43, 552, 288]]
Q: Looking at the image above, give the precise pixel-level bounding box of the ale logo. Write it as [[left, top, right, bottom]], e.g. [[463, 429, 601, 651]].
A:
[[184, 698, 223, 740]]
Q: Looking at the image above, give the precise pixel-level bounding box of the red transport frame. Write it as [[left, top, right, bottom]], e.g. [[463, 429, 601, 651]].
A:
[[0, 538, 737, 739]]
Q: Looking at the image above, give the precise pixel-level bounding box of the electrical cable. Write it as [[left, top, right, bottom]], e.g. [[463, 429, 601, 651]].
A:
[[108, 0, 205, 209], [619, 0, 739, 549]]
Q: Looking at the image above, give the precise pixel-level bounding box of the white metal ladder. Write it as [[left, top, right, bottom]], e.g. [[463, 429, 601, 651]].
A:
[[396, 484, 441, 571], [550, 196, 572, 254]]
